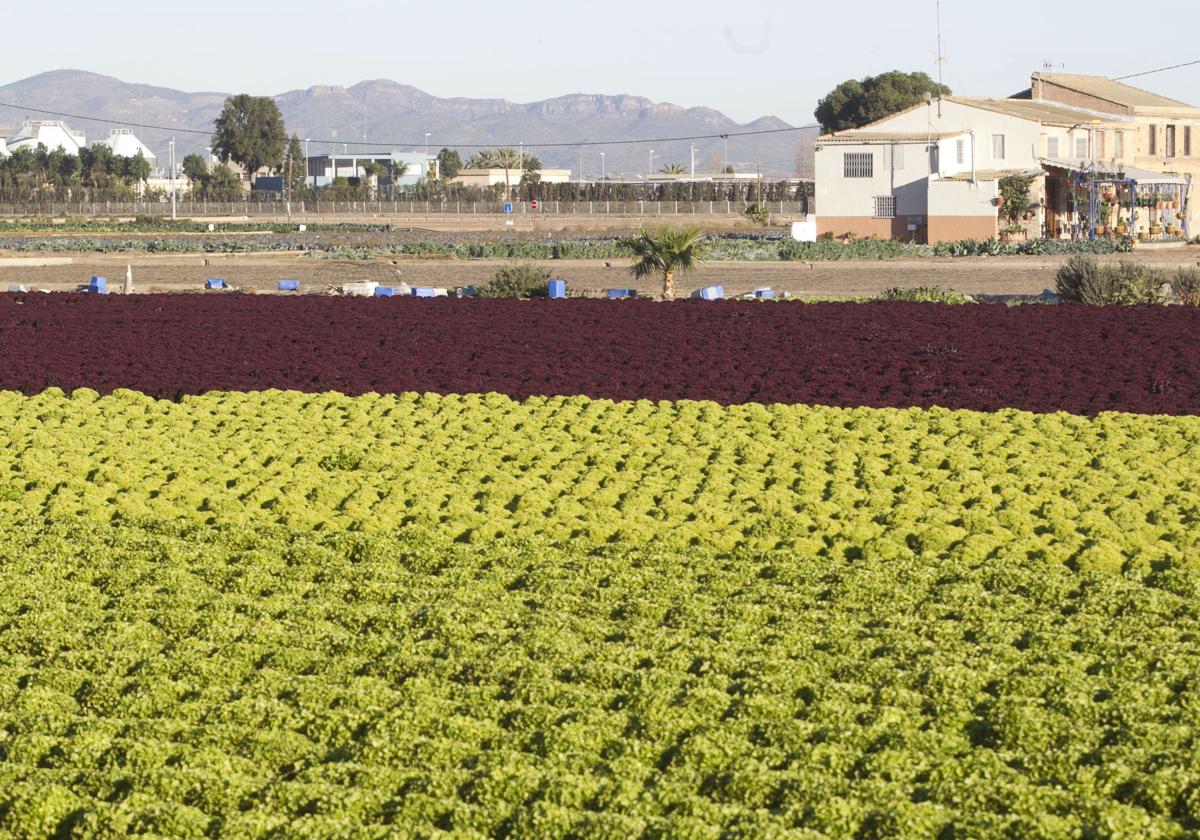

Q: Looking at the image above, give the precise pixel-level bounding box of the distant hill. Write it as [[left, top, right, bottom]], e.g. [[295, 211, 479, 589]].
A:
[[0, 70, 815, 177]]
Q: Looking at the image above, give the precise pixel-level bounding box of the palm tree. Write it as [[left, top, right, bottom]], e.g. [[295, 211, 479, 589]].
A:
[[467, 148, 521, 200], [621, 226, 708, 301], [660, 163, 686, 175]]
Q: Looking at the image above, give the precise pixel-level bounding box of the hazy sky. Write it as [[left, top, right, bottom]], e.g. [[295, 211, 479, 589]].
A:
[[2, 0, 1197, 126]]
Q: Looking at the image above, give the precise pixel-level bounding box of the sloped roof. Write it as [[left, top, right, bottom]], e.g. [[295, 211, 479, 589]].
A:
[[946, 96, 1130, 126], [1033, 73, 1195, 109], [941, 168, 1042, 182], [817, 130, 966, 143], [1041, 158, 1189, 185]]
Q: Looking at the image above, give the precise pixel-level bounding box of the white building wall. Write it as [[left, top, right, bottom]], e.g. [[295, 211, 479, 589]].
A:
[[929, 179, 1001, 217], [871, 101, 1043, 169], [815, 140, 945, 219]]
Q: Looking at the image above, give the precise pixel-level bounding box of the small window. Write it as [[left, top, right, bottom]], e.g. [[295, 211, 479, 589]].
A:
[[890, 144, 905, 170], [874, 196, 896, 219], [1166, 125, 1176, 157], [844, 152, 874, 178], [956, 139, 965, 164], [1186, 126, 1192, 157], [1114, 131, 1124, 158], [1149, 125, 1158, 156], [992, 134, 1006, 160], [1047, 137, 1060, 158], [1074, 135, 1089, 159], [1095, 131, 1105, 159]]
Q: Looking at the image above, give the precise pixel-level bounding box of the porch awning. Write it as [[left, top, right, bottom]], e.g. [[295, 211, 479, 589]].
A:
[[1040, 158, 1189, 185]]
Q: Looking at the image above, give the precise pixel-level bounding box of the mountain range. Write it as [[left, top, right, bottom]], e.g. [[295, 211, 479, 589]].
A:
[[0, 70, 813, 177]]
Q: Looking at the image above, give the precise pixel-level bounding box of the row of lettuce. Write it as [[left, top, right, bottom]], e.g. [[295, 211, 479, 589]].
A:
[[1, 389, 1196, 565], [0, 233, 1137, 260]]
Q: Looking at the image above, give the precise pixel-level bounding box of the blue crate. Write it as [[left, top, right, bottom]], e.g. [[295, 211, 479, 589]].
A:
[[205, 278, 227, 289], [278, 279, 300, 292], [374, 286, 398, 297], [694, 285, 725, 301], [412, 287, 438, 298], [88, 276, 108, 294], [606, 288, 634, 299], [548, 279, 567, 299]]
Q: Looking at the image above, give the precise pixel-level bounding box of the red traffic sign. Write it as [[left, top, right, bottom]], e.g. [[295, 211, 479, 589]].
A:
[[530, 200, 539, 210]]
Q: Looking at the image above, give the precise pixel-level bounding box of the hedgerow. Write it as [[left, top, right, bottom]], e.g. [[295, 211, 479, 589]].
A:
[[1, 389, 1198, 564]]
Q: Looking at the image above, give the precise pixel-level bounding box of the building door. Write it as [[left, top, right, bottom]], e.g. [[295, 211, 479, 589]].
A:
[[1045, 177, 1062, 239]]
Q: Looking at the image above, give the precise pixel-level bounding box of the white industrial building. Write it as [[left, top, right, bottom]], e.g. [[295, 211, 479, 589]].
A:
[[94, 129, 156, 166], [4, 120, 87, 155], [305, 151, 439, 188]]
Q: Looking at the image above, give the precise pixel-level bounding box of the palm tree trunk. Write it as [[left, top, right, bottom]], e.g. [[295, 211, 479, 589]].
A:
[[663, 271, 676, 301]]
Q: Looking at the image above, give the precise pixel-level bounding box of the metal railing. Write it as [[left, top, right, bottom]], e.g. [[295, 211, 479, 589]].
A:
[[0, 198, 813, 218]]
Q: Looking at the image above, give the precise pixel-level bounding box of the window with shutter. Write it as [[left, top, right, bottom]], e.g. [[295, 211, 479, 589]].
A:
[[1075, 135, 1089, 159], [1047, 137, 1059, 158], [1166, 125, 1176, 157], [843, 153, 874, 178], [991, 135, 1006, 160], [1149, 125, 1158, 156]]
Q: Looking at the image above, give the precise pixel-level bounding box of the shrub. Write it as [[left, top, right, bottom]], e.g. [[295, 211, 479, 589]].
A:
[[1172, 268, 1200, 306], [481, 263, 549, 298], [1055, 256, 1169, 305], [877, 286, 970, 304]]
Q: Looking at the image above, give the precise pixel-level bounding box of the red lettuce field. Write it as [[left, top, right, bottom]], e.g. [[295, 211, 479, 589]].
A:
[[1, 294, 1198, 414]]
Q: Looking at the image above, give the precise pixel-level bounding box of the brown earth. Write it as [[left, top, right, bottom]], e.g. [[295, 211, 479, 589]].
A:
[[1, 246, 1198, 298]]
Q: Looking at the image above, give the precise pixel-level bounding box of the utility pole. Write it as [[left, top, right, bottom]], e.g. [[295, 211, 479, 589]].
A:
[[722, 135, 728, 174], [305, 138, 311, 189], [601, 152, 605, 180], [169, 138, 176, 221], [649, 149, 655, 177], [936, 0, 946, 118], [690, 144, 697, 178]]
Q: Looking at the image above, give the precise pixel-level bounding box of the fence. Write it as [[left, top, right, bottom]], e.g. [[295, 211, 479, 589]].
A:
[[0, 198, 813, 218]]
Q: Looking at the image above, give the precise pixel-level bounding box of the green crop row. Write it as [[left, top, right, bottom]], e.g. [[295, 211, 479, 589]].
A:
[[0, 389, 1197, 566], [0, 235, 1136, 260], [0, 519, 1197, 838]]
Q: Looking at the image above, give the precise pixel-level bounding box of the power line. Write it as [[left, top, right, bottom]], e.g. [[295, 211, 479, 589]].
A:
[[0, 100, 817, 150], [1113, 59, 1200, 81]]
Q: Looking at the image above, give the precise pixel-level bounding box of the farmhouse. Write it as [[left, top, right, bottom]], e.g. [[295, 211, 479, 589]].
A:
[[814, 72, 1196, 243]]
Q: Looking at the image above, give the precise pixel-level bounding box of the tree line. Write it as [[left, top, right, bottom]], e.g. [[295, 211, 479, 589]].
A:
[[0, 144, 154, 202]]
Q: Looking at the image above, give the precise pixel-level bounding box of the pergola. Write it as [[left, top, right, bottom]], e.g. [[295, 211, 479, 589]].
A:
[[1042, 160, 1190, 241]]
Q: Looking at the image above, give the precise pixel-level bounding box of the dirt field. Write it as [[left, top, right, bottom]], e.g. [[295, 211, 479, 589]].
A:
[[2, 246, 1197, 298]]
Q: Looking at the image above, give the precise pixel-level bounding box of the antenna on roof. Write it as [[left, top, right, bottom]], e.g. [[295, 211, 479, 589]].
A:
[[1042, 59, 1065, 71], [935, 0, 946, 118]]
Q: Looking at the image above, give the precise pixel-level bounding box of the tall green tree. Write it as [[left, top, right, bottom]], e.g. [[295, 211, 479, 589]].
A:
[[195, 164, 243, 201], [283, 135, 306, 199], [620, 226, 708, 302], [815, 71, 951, 133], [436, 148, 462, 180], [182, 154, 208, 187], [211, 94, 287, 185]]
